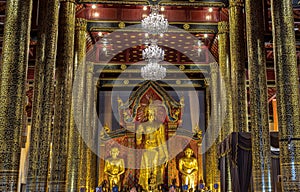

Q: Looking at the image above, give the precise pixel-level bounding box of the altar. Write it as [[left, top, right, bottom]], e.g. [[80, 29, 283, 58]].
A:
[[98, 81, 204, 191]]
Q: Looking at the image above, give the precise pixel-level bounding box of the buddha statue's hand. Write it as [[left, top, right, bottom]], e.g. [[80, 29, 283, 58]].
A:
[[112, 170, 119, 175], [163, 158, 169, 167], [136, 126, 143, 134], [164, 161, 168, 167], [105, 172, 113, 177], [180, 171, 187, 176]]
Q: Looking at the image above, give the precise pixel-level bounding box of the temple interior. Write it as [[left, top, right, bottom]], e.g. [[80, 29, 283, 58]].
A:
[[0, 0, 299, 191]]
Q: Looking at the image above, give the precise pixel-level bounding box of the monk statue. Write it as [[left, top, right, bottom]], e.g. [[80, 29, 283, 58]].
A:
[[104, 147, 125, 191], [136, 104, 168, 191], [179, 148, 198, 191]]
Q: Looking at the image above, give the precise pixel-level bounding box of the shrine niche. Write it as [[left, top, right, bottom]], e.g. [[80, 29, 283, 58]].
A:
[[98, 81, 203, 191], [118, 81, 183, 131]]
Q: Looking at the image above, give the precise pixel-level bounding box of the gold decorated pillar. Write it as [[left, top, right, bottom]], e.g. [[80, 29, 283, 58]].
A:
[[205, 63, 220, 190], [78, 142, 88, 190], [245, 0, 273, 191], [87, 77, 97, 192], [80, 62, 97, 191], [95, 81, 100, 189], [78, 62, 90, 189], [66, 18, 87, 191], [218, 21, 233, 192], [218, 21, 233, 140], [271, 0, 300, 190], [0, 0, 32, 191], [26, 0, 59, 190], [98, 147, 105, 186], [93, 82, 100, 187], [204, 82, 210, 187], [48, 0, 76, 191], [229, 0, 248, 132], [87, 147, 97, 191]]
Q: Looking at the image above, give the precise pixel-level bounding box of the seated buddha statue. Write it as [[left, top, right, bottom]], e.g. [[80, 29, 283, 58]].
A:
[[136, 105, 168, 191], [104, 147, 125, 191], [179, 148, 198, 191]]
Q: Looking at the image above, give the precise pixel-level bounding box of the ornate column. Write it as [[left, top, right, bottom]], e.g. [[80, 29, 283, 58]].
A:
[[26, 0, 59, 190], [66, 18, 87, 191], [78, 143, 88, 190], [93, 83, 100, 188], [204, 83, 210, 186], [229, 0, 248, 132], [218, 21, 233, 140], [87, 148, 97, 191], [205, 63, 220, 189], [271, 0, 300, 190], [98, 147, 105, 186], [86, 63, 97, 191], [48, 0, 76, 191], [245, 0, 272, 191], [0, 0, 32, 190], [79, 62, 96, 191], [218, 21, 233, 191], [78, 64, 92, 191], [91, 77, 98, 191]]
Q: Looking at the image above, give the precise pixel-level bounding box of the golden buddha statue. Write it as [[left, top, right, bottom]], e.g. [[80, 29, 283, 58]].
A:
[[104, 147, 125, 191], [179, 148, 198, 191], [136, 105, 168, 191]]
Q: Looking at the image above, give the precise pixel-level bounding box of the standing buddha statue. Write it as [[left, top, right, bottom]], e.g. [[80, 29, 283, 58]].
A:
[[136, 104, 169, 191]]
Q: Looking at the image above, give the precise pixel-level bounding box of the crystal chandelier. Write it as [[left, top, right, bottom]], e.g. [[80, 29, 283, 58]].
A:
[[141, 61, 166, 80], [141, 42, 166, 81], [141, 5, 168, 35], [140, 5, 167, 81], [142, 40, 164, 62]]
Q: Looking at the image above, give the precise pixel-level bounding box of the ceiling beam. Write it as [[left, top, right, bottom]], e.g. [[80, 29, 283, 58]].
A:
[[87, 21, 218, 33], [77, 0, 226, 7]]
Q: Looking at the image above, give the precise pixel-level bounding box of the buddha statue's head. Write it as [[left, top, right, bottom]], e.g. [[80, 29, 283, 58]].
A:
[[184, 147, 193, 158], [110, 147, 120, 158], [147, 107, 155, 122], [145, 99, 157, 122]]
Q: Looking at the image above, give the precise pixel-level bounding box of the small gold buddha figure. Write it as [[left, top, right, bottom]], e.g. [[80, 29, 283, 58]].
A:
[[179, 148, 198, 191], [136, 105, 168, 191], [104, 147, 125, 191]]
